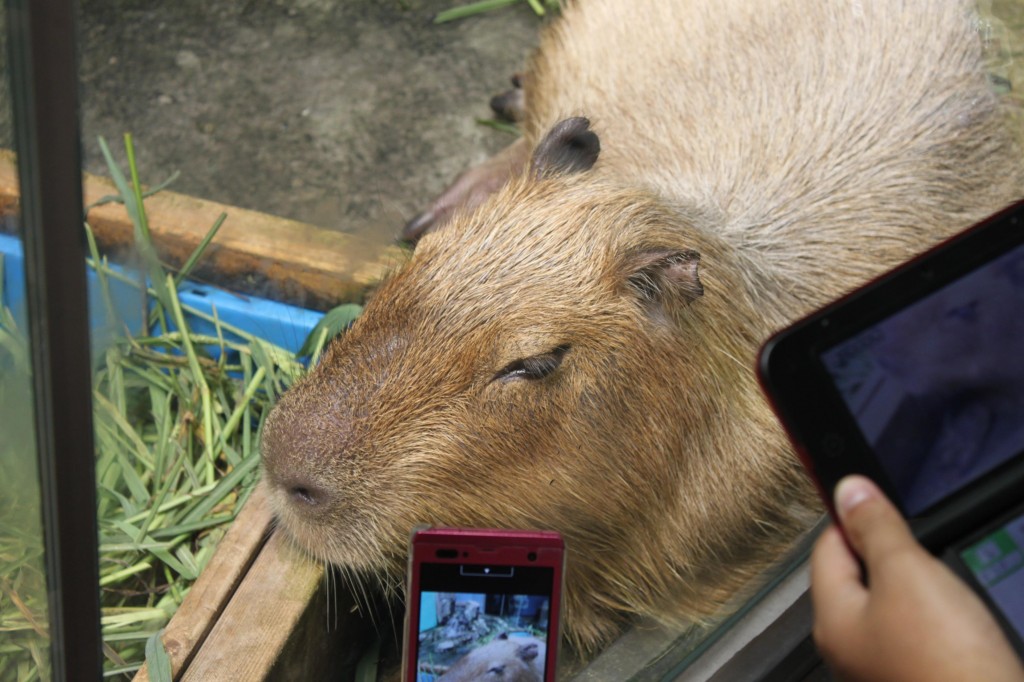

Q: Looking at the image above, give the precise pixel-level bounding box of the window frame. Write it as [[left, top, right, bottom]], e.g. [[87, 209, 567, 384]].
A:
[[7, 0, 103, 677]]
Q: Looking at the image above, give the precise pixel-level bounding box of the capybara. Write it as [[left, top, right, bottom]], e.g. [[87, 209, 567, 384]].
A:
[[437, 634, 545, 682], [261, 0, 1024, 654]]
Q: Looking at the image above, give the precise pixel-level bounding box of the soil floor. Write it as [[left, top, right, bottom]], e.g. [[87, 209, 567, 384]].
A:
[[6, 0, 541, 245], [6, 1, 1024, 253]]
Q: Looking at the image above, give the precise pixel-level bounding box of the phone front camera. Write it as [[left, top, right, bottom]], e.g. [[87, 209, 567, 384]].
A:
[[527, 552, 537, 562]]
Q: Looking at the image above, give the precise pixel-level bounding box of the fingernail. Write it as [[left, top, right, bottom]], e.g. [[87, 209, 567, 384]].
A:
[[834, 475, 878, 517]]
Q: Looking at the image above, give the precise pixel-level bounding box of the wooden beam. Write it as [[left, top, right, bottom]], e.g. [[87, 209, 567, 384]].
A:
[[177, 528, 329, 681], [131, 484, 276, 681], [131, 483, 363, 681], [0, 148, 408, 311]]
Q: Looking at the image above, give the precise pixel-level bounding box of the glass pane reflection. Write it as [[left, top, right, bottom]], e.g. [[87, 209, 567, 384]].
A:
[[0, 3, 52, 679]]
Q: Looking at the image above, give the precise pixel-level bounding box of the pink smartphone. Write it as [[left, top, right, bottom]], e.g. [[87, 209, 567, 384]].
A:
[[402, 528, 565, 682]]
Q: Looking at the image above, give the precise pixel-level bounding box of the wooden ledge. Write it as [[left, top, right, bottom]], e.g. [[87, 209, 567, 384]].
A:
[[133, 483, 362, 681], [0, 148, 408, 311]]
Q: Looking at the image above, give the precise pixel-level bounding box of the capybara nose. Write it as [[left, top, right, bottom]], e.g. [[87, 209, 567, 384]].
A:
[[284, 478, 328, 508], [286, 477, 321, 503]]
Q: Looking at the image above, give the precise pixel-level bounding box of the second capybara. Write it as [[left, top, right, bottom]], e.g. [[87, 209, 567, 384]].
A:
[[437, 634, 545, 682], [261, 0, 1024, 654]]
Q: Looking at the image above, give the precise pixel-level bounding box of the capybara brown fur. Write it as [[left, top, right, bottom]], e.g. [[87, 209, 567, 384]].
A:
[[261, 0, 1024, 654], [438, 634, 545, 682]]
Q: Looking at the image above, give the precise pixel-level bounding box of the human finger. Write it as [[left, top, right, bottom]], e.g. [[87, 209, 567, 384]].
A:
[[833, 475, 919, 569], [811, 524, 867, 615]]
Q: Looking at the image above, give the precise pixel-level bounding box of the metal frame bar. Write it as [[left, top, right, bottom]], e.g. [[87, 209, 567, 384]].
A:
[[6, 0, 102, 678]]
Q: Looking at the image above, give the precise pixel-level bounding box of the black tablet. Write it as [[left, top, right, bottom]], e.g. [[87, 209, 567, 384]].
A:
[[758, 198, 1024, 652]]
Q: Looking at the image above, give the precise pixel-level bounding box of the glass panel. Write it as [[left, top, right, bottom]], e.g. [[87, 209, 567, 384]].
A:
[[74, 2, 538, 677], [0, 3, 53, 679], [64, 0, 1024, 679]]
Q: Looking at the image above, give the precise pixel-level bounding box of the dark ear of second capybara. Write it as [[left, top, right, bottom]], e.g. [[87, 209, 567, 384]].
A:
[[401, 116, 601, 242]]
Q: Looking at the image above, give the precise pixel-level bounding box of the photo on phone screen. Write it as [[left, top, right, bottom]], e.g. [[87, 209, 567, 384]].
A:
[[415, 581, 551, 680], [405, 530, 563, 682], [818, 243, 1024, 514]]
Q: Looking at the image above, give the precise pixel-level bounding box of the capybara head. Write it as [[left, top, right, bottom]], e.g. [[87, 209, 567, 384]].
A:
[[261, 118, 818, 650], [438, 633, 545, 682]]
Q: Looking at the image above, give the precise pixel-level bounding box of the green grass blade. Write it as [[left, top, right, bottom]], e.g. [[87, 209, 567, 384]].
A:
[[164, 274, 216, 478], [97, 135, 172, 332], [98, 562, 152, 588], [180, 453, 260, 525], [85, 170, 180, 213], [434, 0, 519, 23], [85, 223, 123, 339], [147, 549, 195, 581], [297, 303, 361, 357], [220, 366, 266, 452], [475, 118, 520, 135], [144, 631, 173, 682], [174, 212, 227, 286], [150, 514, 234, 540]]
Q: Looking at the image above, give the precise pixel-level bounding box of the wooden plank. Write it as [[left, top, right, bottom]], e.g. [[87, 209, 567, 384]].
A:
[[179, 522, 330, 681], [133, 483, 276, 681], [265, 570, 370, 681], [132, 480, 351, 681], [0, 148, 407, 310]]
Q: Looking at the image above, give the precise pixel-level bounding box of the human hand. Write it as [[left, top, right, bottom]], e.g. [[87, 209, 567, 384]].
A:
[[810, 475, 1024, 682]]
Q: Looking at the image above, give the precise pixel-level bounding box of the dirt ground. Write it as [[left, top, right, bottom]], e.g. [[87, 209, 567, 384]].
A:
[[8, 1, 1024, 246], [71, 0, 540, 242]]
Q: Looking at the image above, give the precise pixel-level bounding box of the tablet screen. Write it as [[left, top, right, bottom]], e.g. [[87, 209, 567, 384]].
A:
[[819, 243, 1024, 514]]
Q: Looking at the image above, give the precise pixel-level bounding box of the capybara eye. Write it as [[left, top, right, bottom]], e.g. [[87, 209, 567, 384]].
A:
[[493, 344, 570, 382]]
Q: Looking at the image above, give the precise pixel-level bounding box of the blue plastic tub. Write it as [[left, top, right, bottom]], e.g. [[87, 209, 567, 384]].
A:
[[0, 232, 324, 358]]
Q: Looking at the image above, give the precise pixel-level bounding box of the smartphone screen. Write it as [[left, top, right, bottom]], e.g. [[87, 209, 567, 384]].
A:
[[950, 505, 1024, 654], [818, 242, 1024, 514], [415, 565, 554, 680], [405, 529, 563, 682]]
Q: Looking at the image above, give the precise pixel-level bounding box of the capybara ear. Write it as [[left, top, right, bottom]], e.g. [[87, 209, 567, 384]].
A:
[[517, 640, 540, 662], [531, 117, 600, 178], [623, 248, 704, 308]]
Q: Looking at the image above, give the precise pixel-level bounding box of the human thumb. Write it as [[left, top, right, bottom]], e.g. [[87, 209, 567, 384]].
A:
[[833, 475, 918, 567]]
